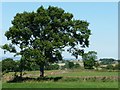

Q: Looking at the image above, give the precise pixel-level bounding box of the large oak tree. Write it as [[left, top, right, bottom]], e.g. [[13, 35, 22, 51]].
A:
[[2, 6, 91, 77]]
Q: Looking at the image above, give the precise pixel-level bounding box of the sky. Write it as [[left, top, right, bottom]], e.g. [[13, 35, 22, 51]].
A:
[[0, 0, 119, 2], [0, 2, 118, 60]]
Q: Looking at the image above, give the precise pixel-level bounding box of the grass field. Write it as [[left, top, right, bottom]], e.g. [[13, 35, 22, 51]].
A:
[[3, 69, 118, 78], [49, 70, 118, 77], [2, 81, 118, 88], [2, 69, 119, 88]]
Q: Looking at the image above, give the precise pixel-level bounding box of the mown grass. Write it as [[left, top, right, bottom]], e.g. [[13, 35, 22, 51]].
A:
[[2, 69, 119, 88], [51, 70, 118, 77], [3, 69, 118, 78], [2, 81, 118, 88]]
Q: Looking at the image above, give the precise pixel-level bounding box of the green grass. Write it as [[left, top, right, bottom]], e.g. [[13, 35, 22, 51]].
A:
[[2, 69, 119, 88], [4, 70, 118, 78], [2, 81, 118, 88], [49, 70, 118, 77]]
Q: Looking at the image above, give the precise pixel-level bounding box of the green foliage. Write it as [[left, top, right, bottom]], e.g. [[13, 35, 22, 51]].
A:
[[2, 6, 91, 76], [83, 59, 95, 69], [64, 61, 74, 69], [82, 51, 97, 69], [68, 62, 74, 69], [2, 58, 16, 72], [113, 62, 120, 70], [45, 64, 59, 70], [1, 44, 16, 54], [74, 63, 80, 68], [106, 64, 114, 70], [94, 61, 100, 68], [104, 63, 120, 70], [29, 62, 40, 71], [3, 5, 91, 63], [59, 61, 80, 70], [99, 58, 115, 65]]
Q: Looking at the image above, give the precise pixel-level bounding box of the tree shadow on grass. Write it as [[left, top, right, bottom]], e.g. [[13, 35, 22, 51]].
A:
[[7, 76, 63, 83]]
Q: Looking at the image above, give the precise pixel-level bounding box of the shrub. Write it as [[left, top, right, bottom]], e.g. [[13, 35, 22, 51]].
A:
[[64, 61, 74, 69], [74, 63, 80, 68], [106, 64, 114, 70], [83, 59, 95, 69], [113, 64, 120, 70]]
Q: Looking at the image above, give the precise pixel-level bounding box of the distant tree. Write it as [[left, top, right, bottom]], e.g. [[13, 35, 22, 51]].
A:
[[69, 62, 75, 69], [94, 61, 100, 68], [113, 63, 120, 70], [99, 58, 115, 65], [1, 6, 91, 77], [16, 60, 39, 71], [2, 58, 16, 73], [65, 61, 75, 69], [74, 63, 80, 68], [106, 64, 114, 70], [82, 51, 97, 69]]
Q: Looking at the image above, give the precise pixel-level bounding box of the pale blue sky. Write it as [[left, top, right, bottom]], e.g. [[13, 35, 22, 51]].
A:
[[1, 2, 118, 60]]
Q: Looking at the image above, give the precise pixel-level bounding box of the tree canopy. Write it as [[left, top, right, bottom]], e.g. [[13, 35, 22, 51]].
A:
[[2, 6, 91, 77], [2, 58, 16, 72], [82, 51, 97, 69]]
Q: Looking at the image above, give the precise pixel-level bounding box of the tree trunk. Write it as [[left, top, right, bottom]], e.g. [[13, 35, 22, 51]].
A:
[[40, 66, 44, 77]]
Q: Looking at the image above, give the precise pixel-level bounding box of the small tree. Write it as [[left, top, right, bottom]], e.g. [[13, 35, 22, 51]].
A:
[[2, 58, 16, 73], [94, 61, 100, 69], [114, 63, 120, 70], [106, 64, 114, 70], [82, 51, 97, 69], [65, 61, 74, 69]]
